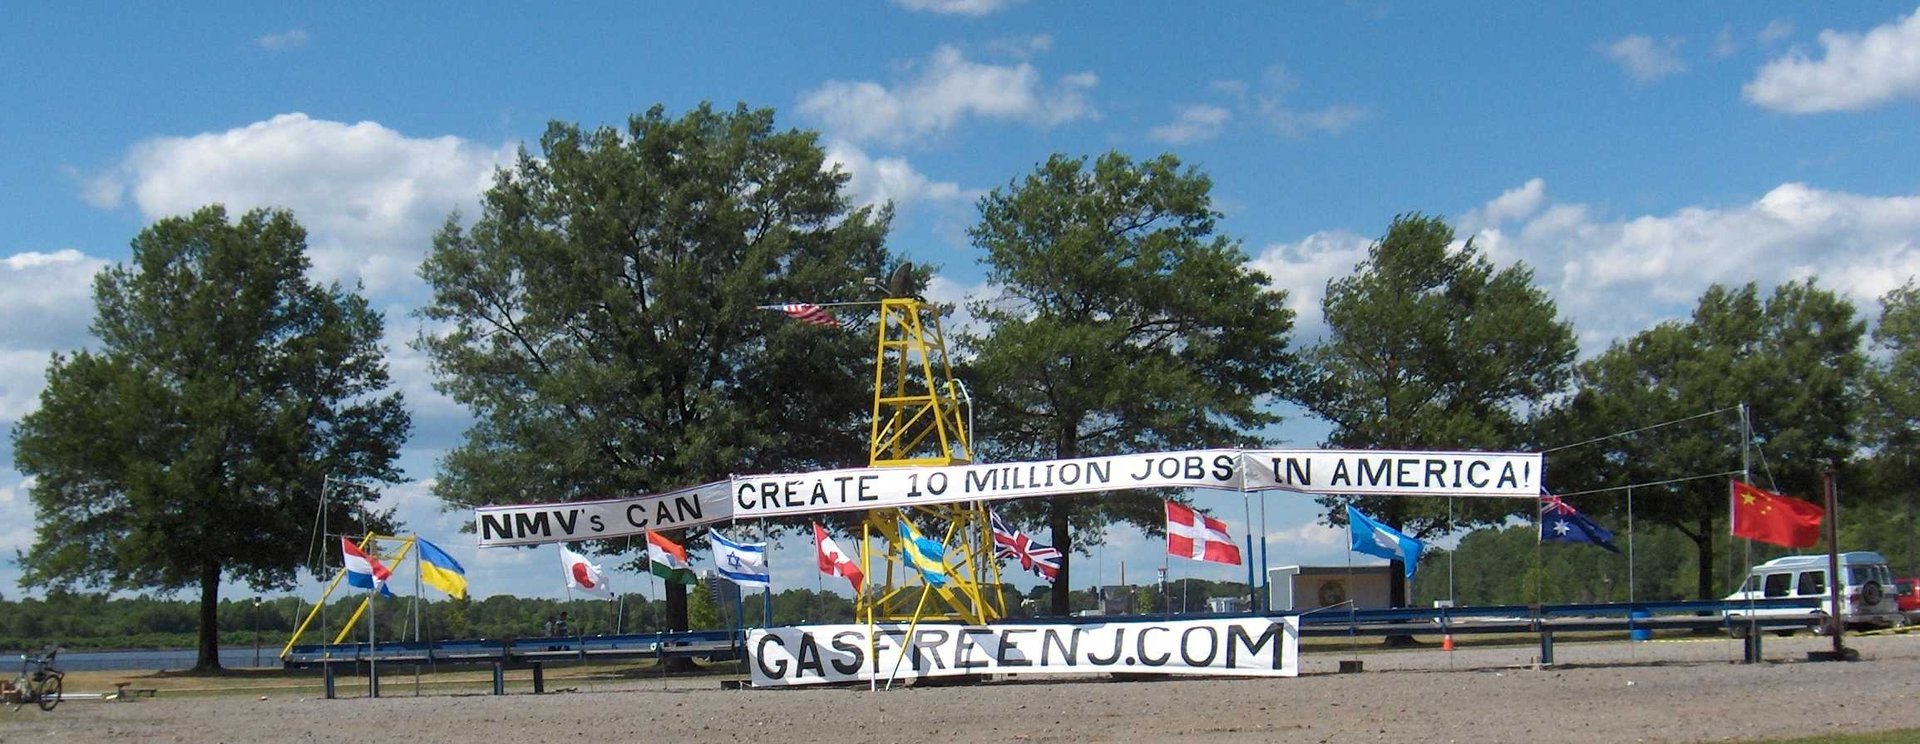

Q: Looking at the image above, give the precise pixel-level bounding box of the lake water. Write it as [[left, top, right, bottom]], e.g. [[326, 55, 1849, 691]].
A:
[[31, 647, 279, 672]]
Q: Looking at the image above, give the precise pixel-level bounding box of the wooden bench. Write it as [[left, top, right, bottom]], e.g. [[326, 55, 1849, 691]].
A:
[[111, 682, 158, 701]]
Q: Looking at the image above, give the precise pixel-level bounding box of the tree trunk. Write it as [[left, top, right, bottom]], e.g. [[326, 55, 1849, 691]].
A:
[[662, 580, 697, 672], [1695, 514, 1716, 599], [194, 561, 223, 673], [1048, 496, 1072, 616], [665, 581, 688, 631]]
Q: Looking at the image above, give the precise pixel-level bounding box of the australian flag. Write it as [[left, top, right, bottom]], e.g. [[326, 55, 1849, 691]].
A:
[[1539, 494, 1622, 553], [990, 509, 1062, 582]]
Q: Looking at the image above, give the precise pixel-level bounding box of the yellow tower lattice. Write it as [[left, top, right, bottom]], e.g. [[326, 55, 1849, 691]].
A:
[[860, 297, 1003, 626]]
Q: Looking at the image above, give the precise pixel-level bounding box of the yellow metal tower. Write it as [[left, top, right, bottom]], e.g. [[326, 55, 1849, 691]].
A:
[[860, 296, 1003, 625], [869, 297, 972, 467]]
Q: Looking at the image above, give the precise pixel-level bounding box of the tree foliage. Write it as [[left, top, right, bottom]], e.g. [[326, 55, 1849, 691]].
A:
[[962, 151, 1296, 614], [417, 103, 902, 631], [1545, 280, 1865, 598], [1866, 280, 1920, 455], [1284, 214, 1575, 603], [10, 206, 409, 671]]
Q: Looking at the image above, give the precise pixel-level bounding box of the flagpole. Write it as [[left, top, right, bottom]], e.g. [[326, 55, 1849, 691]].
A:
[[1243, 495, 1257, 612], [647, 533, 664, 690], [1258, 492, 1269, 614], [367, 536, 378, 700], [863, 519, 877, 692], [1344, 512, 1358, 662], [1627, 486, 1636, 606], [760, 518, 773, 629]]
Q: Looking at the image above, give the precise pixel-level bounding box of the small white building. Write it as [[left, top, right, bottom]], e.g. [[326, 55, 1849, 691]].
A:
[[1268, 565, 1393, 613]]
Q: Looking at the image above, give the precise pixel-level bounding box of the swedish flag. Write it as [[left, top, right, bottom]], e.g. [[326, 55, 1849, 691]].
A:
[[898, 519, 949, 588], [415, 538, 469, 599]]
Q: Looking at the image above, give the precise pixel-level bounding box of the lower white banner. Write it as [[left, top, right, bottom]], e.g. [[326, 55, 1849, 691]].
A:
[[747, 616, 1299, 687]]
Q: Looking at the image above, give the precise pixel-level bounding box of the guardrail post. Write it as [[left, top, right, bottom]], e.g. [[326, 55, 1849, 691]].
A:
[[1743, 628, 1763, 663], [1539, 629, 1554, 666], [532, 662, 545, 694], [323, 662, 336, 700], [491, 662, 504, 695], [369, 659, 380, 698]]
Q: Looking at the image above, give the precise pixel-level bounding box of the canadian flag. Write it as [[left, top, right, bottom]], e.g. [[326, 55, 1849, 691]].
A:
[[815, 522, 865, 593], [1165, 501, 1243, 566]]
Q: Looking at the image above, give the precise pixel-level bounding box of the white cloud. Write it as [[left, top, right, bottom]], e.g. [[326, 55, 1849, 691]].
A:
[[1458, 180, 1920, 352], [0, 250, 107, 349], [1744, 8, 1920, 113], [1259, 102, 1366, 136], [1263, 520, 1349, 554], [1758, 19, 1796, 45], [821, 139, 975, 209], [985, 34, 1052, 60], [0, 250, 107, 423], [889, 0, 1017, 16], [1714, 26, 1740, 59], [1150, 104, 1232, 144], [1599, 35, 1688, 83], [0, 475, 35, 593], [256, 29, 309, 52], [1222, 66, 1367, 138], [798, 45, 1097, 146], [1255, 180, 1920, 357], [1246, 229, 1374, 340], [1459, 178, 1547, 234], [90, 113, 514, 298]]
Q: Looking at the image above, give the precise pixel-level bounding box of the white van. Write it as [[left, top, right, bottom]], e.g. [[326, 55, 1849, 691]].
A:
[[1722, 551, 1906, 634]]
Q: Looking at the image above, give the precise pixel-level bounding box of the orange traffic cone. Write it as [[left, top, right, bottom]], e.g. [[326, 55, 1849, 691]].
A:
[[1441, 634, 1455, 651]]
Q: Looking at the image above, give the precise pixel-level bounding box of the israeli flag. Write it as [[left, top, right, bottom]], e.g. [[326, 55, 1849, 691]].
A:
[[1346, 504, 1425, 579], [711, 531, 771, 590]]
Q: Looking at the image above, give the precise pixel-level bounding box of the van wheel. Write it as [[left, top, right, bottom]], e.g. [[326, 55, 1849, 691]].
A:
[[1811, 612, 1833, 636], [1725, 616, 1750, 638]]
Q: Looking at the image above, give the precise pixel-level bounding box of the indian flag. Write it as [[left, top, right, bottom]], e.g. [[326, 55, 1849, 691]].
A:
[[647, 531, 698, 585]]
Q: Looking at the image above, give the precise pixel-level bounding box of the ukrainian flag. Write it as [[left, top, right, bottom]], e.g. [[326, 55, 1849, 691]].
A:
[[898, 519, 948, 588], [415, 538, 469, 599]]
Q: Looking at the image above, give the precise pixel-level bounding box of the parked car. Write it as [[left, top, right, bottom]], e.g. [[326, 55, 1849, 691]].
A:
[[1722, 551, 1906, 635], [1896, 577, 1920, 619]]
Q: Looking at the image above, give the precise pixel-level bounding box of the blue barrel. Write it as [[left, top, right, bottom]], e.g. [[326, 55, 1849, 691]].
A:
[[1629, 610, 1652, 641]]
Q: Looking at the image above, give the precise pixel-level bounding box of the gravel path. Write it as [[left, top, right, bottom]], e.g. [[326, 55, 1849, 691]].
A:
[[6, 633, 1919, 743]]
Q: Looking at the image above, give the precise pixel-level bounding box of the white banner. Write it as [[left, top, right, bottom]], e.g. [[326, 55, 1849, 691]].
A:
[[474, 481, 733, 548], [747, 616, 1300, 687], [475, 448, 1540, 547]]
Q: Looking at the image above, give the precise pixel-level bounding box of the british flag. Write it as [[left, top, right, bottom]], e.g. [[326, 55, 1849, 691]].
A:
[[989, 510, 1061, 582]]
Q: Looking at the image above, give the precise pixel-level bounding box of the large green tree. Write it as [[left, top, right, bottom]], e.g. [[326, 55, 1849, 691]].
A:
[[418, 103, 899, 632], [1285, 214, 1576, 607], [11, 206, 409, 671], [962, 151, 1296, 614], [1546, 280, 1865, 598]]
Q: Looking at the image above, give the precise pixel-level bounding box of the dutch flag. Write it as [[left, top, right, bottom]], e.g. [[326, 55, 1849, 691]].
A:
[[341, 537, 393, 596]]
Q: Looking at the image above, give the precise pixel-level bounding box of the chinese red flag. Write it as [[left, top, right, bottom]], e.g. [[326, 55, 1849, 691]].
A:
[[1730, 480, 1824, 548]]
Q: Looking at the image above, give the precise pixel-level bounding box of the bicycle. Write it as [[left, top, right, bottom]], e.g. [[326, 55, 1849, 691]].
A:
[[2, 647, 62, 712]]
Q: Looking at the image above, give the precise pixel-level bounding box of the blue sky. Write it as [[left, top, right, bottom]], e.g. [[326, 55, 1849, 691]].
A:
[[4, 2, 1920, 605]]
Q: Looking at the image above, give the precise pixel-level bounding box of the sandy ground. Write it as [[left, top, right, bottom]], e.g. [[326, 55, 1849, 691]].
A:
[[6, 633, 1920, 743]]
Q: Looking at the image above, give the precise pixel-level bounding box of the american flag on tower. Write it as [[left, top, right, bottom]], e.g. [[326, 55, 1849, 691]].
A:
[[990, 509, 1062, 582], [778, 303, 839, 328]]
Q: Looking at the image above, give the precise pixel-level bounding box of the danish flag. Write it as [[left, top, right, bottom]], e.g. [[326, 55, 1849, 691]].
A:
[[990, 510, 1062, 582], [1165, 501, 1242, 566]]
